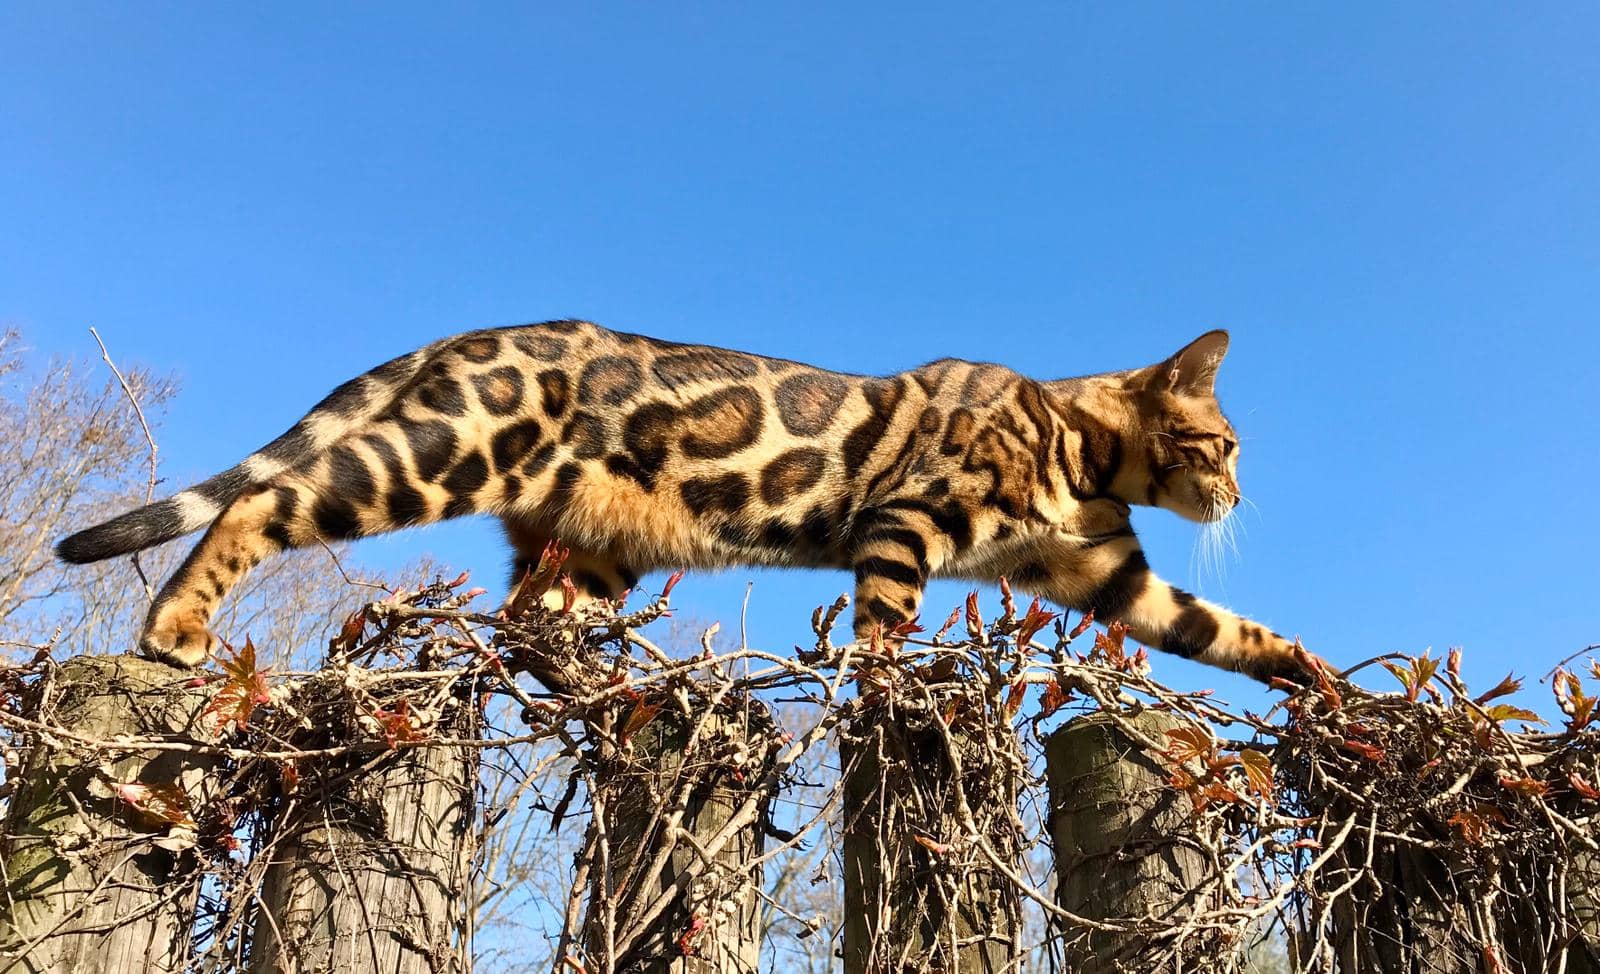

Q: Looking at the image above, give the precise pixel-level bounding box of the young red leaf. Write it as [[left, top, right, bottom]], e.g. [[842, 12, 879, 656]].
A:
[[532, 542, 571, 595], [331, 606, 367, 654], [117, 781, 196, 829], [1292, 642, 1342, 710], [677, 915, 709, 957], [505, 543, 571, 617], [1381, 660, 1417, 699], [1482, 704, 1546, 727], [913, 834, 951, 856], [1039, 680, 1072, 718], [998, 575, 1016, 621], [372, 698, 422, 748], [889, 618, 924, 639], [1569, 772, 1600, 801], [1554, 670, 1595, 730], [1572, 697, 1598, 732], [868, 622, 886, 658], [1498, 774, 1549, 798], [1199, 780, 1244, 808], [621, 698, 664, 746], [964, 591, 984, 639], [1484, 944, 1506, 974], [1339, 739, 1386, 762], [1067, 610, 1095, 641], [1163, 725, 1215, 767], [1413, 653, 1441, 692], [1554, 669, 1581, 707], [1475, 672, 1522, 705], [1381, 653, 1441, 703], [1015, 599, 1058, 648], [1092, 623, 1129, 666], [1448, 807, 1499, 846], [1003, 680, 1027, 720], [1238, 749, 1274, 800], [204, 638, 272, 734]]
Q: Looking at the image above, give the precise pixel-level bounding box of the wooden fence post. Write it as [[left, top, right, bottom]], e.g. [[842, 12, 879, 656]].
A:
[[1323, 842, 1476, 974], [841, 717, 1019, 974], [0, 654, 218, 974], [1046, 710, 1210, 972], [1564, 844, 1600, 973], [246, 687, 478, 974], [583, 708, 771, 974]]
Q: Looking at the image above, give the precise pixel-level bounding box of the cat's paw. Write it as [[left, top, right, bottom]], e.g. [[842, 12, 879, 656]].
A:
[[1262, 644, 1333, 691], [139, 614, 219, 668]]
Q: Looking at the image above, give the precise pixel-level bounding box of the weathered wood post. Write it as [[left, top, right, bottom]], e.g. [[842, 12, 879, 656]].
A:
[[1046, 710, 1210, 972], [246, 686, 478, 974], [1324, 841, 1475, 974], [1564, 844, 1600, 973], [841, 717, 1020, 973], [0, 654, 218, 974], [584, 707, 772, 974]]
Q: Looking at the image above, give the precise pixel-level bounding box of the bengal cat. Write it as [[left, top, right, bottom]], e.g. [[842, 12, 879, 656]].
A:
[[56, 321, 1312, 684]]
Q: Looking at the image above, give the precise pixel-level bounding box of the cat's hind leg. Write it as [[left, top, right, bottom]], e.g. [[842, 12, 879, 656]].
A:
[[847, 505, 940, 640], [140, 432, 472, 665], [140, 481, 314, 665]]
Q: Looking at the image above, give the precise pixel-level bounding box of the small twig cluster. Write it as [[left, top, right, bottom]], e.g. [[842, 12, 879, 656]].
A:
[[1258, 651, 1600, 972]]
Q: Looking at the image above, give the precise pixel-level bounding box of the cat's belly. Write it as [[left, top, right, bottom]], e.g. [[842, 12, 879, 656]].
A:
[[939, 527, 1056, 583]]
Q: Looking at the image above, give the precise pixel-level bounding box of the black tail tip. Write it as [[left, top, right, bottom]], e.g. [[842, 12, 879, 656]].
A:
[[55, 532, 105, 565], [53, 501, 187, 565]]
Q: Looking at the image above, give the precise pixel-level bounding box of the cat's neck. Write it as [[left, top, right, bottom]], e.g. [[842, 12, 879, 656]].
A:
[[1045, 373, 1153, 505]]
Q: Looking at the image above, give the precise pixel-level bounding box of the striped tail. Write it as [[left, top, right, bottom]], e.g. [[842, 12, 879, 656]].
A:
[[55, 340, 444, 564]]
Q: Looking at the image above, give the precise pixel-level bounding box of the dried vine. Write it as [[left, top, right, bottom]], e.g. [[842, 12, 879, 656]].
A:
[[0, 552, 1594, 972]]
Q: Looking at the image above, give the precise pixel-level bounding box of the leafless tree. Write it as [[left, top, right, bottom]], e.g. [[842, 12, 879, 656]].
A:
[[0, 328, 178, 650], [0, 329, 425, 669]]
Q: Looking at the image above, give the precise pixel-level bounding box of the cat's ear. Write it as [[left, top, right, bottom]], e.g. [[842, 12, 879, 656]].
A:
[[1151, 330, 1230, 397]]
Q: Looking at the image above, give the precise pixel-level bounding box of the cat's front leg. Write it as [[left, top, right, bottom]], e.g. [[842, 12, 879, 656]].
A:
[[1020, 532, 1313, 685], [1058, 497, 1133, 539]]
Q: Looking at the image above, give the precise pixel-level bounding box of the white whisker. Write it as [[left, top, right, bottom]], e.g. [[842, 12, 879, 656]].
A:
[[1237, 492, 1261, 515], [1192, 491, 1248, 599]]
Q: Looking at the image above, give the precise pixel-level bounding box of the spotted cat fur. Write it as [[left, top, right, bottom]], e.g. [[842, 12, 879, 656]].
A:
[[56, 321, 1311, 684]]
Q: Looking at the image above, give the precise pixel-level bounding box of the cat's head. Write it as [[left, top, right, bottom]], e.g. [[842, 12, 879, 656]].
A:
[[1133, 331, 1241, 523]]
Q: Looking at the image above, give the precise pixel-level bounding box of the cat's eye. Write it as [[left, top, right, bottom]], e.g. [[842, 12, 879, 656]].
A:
[[1222, 438, 1236, 456]]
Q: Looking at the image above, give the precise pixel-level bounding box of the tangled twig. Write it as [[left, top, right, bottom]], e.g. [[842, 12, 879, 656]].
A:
[[0, 558, 1594, 973]]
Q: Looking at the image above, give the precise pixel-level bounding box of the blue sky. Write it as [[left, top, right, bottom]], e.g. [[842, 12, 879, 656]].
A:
[[3, 4, 1597, 709]]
